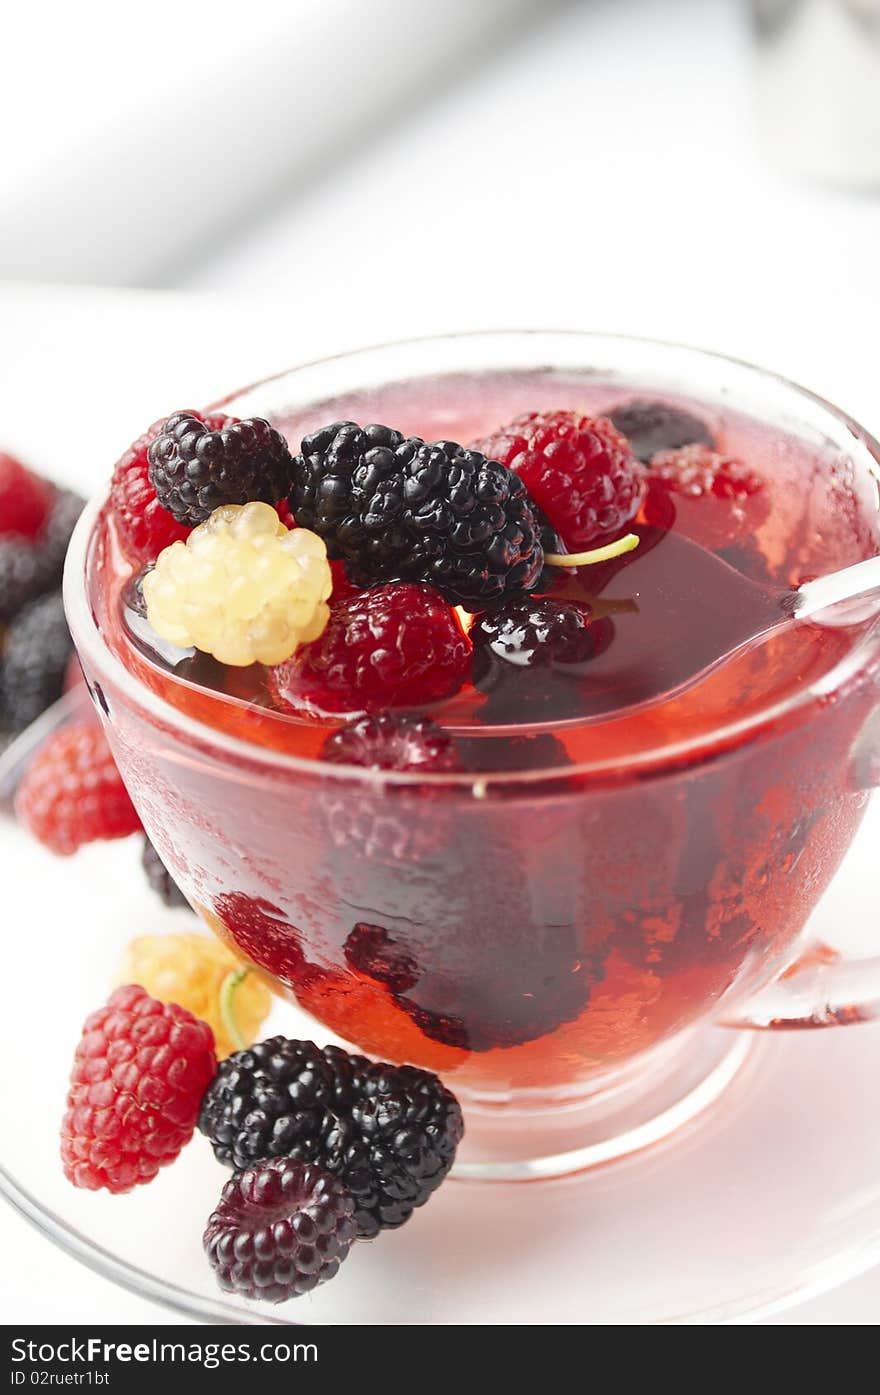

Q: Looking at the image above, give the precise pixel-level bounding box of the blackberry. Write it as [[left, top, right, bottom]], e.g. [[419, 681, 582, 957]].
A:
[[141, 835, 192, 911], [110, 412, 223, 559], [607, 399, 715, 463], [198, 1036, 463, 1238], [40, 486, 86, 559], [0, 591, 72, 733], [204, 1159, 356, 1304], [0, 487, 84, 624], [290, 422, 544, 607], [457, 731, 571, 772], [0, 539, 49, 625], [471, 596, 614, 722], [344, 922, 420, 996], [342, 852, 600, 1052], [344, 1060, 464, 1232], [472, 596, 600, 668], [199, 1038, 352, 1170], [342, 923, 468, 1052], [147, 412, 293, 527]]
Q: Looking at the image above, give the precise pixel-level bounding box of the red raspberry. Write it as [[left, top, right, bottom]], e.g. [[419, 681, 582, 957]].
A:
[[15, 722, 142, 855], [328, 558, 357, 604], [321, 713, 461, 773], [318, 718, 461, 871], [211, 893, 313, 991], [108, 410, 232, 561], [474, 410, 644, 551], [275, 497, 296, 530], [61, 984, 216, 1194], [647, 444, 768, 549], [0, 452, 52, 539], [269, 583, 471, 715]]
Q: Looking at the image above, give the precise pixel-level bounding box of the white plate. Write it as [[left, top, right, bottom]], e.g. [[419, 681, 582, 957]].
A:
[[3, 799, 880, 1325]]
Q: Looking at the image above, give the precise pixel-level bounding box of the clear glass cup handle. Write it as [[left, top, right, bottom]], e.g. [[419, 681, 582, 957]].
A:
[[721, 944, 880, 1030], [723, 706, 880, 1030]]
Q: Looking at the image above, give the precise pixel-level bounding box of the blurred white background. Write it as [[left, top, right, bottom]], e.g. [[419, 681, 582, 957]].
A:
[[2, 0, 880, 1325], [2, 0, 879, 424]]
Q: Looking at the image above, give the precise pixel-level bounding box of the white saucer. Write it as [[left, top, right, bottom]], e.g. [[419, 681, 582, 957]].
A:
[[3, 810, 880, 1325]]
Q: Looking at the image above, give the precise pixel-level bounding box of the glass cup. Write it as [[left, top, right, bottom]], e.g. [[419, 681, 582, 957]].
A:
[[64, 331, 880, 1179]]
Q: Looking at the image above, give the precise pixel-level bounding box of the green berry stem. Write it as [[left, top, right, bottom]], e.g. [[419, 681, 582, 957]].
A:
[[545, 532, 639, 568], [219, 968, 250, 1053]]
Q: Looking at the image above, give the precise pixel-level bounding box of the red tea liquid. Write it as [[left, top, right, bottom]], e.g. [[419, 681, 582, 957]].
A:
[[86, 370, 880, 1094]]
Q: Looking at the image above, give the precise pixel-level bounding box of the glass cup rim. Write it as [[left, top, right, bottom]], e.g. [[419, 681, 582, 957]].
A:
[[63, 328, 880, 790]]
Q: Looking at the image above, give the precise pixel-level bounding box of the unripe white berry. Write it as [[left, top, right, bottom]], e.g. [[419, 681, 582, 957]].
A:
[[143, 502, 332, 666]]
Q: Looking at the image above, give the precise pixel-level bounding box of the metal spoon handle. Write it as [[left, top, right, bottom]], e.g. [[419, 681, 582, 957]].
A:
[[792, 554, 880, 622]]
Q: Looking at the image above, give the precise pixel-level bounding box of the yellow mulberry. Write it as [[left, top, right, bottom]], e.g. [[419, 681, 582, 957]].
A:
[[143, 502, 332, 666], [119, 933, 273, 1058]]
